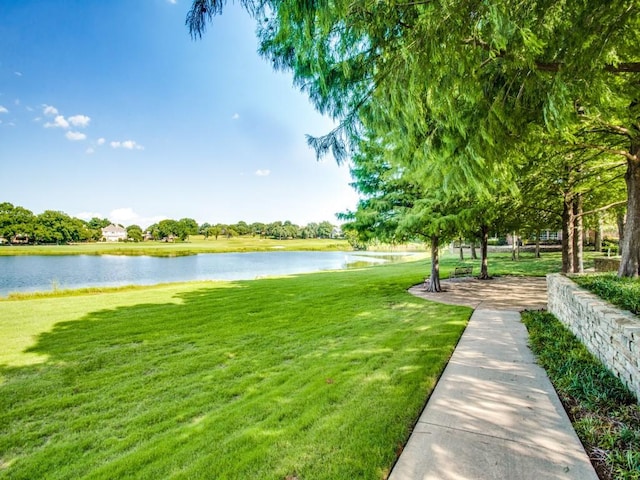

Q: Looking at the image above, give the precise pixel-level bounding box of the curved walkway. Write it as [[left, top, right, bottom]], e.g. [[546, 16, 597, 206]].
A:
[[389, 276, 598, 480], [408, 275, 548, 310]]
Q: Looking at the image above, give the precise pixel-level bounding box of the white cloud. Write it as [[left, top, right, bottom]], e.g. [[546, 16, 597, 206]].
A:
[[167, 0, 177, 3], [44, 113, 91, 129], [123, 140, 141, 150], [97, 137, 105, 145], [110, 140, 144, 150], [68, 114, 90, 128], [255, 169, 271, 176], [66, 131, 87, 141], [43, 104, 58, 116], [86, 147, 95, 154], [0, 106, 8, 114], [14, 71, 22, 76], [109, 207, 138, 224], [232, 113, 240, 120], [109, 208, 166, 229], [45, 115, 69, 128]]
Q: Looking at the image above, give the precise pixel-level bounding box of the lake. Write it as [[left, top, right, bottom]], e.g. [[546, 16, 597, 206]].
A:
[[0, 251, 417, 297]]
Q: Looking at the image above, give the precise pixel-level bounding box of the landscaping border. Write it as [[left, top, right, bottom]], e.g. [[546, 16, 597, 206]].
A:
[[547, 273, 640, 401]]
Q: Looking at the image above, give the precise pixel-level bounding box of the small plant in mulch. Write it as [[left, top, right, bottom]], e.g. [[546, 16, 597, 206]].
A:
[[522, 310, 640, 480]]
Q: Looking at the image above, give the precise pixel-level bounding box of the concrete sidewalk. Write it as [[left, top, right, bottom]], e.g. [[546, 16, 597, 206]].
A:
[[389, 279, 598, 479]]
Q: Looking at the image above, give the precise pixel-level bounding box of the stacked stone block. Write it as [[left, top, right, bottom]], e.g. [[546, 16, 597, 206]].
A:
[[547, 273, 640, 402]]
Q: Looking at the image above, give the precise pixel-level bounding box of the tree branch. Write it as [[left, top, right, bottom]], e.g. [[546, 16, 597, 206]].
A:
[[579, 125, 631, 138], [576, 200, 627, 218], [578, 144, 638, 161]]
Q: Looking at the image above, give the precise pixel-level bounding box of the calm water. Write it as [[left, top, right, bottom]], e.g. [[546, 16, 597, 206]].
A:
[[0, 251, 415, 297]]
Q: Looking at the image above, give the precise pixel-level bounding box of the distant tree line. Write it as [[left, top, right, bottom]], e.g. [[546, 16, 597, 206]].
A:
[[0, 202, 108, 244], [0, 202, 337, 244], [147, 219, 337, 241]]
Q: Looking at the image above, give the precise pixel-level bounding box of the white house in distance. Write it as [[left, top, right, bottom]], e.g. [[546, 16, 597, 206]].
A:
[[102, 224, 127, 242]]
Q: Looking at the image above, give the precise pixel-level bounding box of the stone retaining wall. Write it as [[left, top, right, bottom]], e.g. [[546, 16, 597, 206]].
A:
[[547, 273, 640, 401]]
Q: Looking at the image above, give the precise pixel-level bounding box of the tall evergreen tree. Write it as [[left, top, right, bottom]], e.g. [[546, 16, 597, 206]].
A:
[[187, 0, 640, 275]]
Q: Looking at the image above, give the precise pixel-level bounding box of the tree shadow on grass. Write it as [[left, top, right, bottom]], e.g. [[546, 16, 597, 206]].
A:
[[0, 273, 470, 480]]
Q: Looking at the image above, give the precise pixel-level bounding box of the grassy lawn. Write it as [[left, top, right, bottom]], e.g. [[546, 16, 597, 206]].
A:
[[439, 250, 568, 277], [0, 237, 354, 257], [0, 261, 470, 479]]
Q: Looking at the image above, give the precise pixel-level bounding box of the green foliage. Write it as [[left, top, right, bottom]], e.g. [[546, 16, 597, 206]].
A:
[[186, 0, 638, 276], [0, 201, 340, 245], [0, 203, 97, 244], [126, 225, 143, 242], [572, 274, 640, 315], [0, 261, 470, 479], [177, 217, 199, 240], [0, 202, 36, 240], [522, 310, 640, 479]]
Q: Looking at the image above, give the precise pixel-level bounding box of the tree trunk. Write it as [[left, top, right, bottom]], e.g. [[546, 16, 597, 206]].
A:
[[478, 225, 490, 279], [617, 211, 626, 258], [618, 143, 640, 277], [511, 231, 517, 261], [595, 213, 603, 253], [459, 238, 464, 261], [573, 194, 584, 273], [471, 241, 478, 259], [426, 235, 442, 292], [535, 229, 541, 258], [561, 194, 575, 274]]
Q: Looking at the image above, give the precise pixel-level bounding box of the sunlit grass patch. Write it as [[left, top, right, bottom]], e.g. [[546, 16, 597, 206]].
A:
[[0, 261, 470, 479]]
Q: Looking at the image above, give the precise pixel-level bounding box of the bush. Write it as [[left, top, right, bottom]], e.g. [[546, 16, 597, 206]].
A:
[[572, 274, 640, 315], [487, 237, 507, 246], [601, 239, 620, 256]]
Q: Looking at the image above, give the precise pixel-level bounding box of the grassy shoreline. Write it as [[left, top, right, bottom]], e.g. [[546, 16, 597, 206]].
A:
[[0, 237, 354, 257], [0, 261, 470, 479], [0, 237, 427, 257], [0, 250, 559, 301]]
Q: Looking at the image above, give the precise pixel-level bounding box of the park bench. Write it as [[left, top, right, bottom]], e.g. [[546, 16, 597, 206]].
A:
[[450, 266, 473, 278]]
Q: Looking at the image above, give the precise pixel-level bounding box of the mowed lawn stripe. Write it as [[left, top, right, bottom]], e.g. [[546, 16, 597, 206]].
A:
[[0, 261, 470, 479]]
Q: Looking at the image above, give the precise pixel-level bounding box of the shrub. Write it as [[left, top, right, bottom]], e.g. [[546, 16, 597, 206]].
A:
[[572, 274, 640, 315]]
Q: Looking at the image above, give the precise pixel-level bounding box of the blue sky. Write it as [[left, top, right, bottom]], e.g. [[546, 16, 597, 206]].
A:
[[0, 0, 358, 228]]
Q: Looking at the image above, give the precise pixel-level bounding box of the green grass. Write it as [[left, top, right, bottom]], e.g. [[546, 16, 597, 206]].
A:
[[439, 250, 567, 277], [522, 310, 640, 480], [572, 273, 640, 315], [0, 237, 355, 257], [0, 261, 470, 479]]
